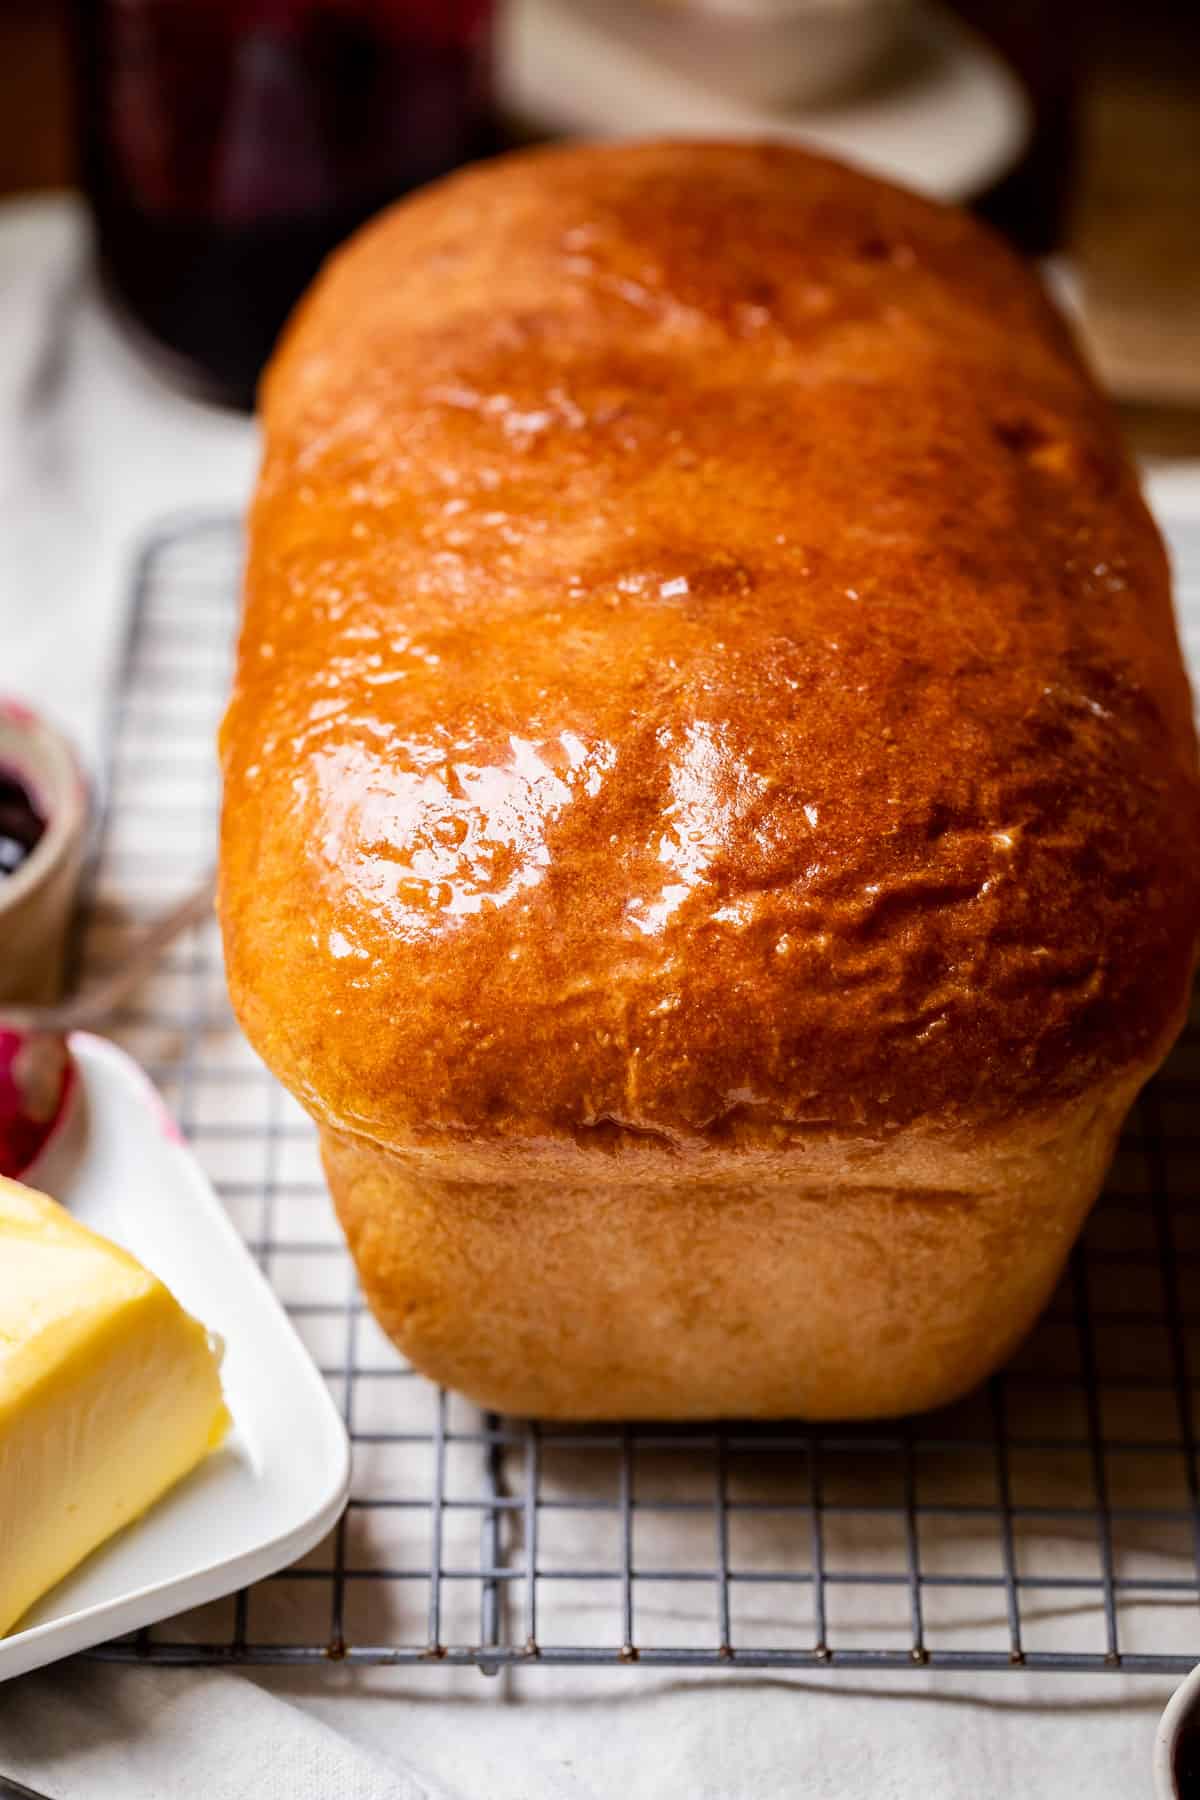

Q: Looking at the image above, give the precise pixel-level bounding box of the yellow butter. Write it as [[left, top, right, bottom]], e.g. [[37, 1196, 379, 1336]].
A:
[[0, 1176, 229, 1636]]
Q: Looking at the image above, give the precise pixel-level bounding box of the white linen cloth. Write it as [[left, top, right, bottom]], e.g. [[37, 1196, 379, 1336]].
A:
[[1, 193, 1199, 1800], [2, 1665, 435, 1800]]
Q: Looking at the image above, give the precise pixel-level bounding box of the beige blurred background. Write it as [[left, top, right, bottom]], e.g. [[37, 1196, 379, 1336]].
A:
[[2, 0, 1196, 453]]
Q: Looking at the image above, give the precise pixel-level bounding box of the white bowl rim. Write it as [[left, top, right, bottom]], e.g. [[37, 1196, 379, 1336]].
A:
[[641, 0, 904, 18], [0, 699, 88, 917]]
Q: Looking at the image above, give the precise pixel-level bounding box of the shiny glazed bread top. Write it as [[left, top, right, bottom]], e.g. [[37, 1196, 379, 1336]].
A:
[[219, 141, 1200, 1151]]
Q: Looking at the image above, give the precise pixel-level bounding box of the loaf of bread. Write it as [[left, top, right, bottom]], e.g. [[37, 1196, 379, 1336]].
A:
[[219, 142, 1200, 1419]]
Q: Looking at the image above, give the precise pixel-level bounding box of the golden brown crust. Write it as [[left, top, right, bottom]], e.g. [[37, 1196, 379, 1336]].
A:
[[220, 140, 1199, 1158]]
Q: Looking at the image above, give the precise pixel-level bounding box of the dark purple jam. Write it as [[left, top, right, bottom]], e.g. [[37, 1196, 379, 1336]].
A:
[[73, 0, 499, 409], [0, 770, 45, 878]]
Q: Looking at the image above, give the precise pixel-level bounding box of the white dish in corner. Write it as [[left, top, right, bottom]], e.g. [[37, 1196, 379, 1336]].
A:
[[0, 1032, 350, 1683], [498, 0, 1031, 203]]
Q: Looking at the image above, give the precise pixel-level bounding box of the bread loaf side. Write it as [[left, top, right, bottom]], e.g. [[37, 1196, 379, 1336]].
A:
[[220, 142, 1199, 1416]]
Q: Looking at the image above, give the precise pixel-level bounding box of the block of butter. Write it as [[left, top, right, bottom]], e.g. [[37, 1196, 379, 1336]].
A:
[[0, 1176, 229, 1636]]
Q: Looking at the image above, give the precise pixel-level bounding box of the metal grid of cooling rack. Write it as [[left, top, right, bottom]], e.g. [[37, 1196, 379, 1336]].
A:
[[80, 512, 1200, 1677]]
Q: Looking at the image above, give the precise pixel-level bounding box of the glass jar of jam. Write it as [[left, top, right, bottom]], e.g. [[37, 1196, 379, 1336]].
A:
[[72, 0, 498, 409]]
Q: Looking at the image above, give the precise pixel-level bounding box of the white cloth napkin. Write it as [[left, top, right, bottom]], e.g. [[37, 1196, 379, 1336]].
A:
[[1, 192, 1198, 1800], [0, 194, 257, 778], [0, 1661, 1179, 1800], [0, 1665, 438, 1800]]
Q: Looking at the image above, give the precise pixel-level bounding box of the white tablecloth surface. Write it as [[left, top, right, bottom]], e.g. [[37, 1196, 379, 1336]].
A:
[[1, 193, 1197, 1800]]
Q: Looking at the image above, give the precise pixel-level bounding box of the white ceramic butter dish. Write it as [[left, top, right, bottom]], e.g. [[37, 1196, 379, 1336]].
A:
[[0, 1031, 350, 1683]]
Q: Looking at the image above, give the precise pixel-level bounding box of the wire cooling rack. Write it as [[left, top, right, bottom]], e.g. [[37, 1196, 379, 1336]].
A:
[[81, 512, 1200, 1677]]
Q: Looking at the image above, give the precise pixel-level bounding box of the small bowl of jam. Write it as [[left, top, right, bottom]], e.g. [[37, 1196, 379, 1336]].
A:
[[0, 701, 87, 1010], [1, 767, 47, 877]]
